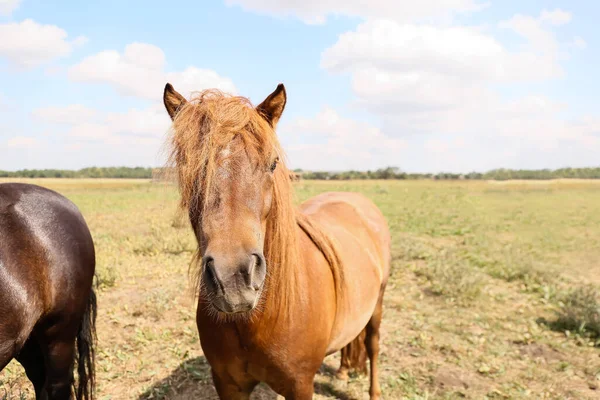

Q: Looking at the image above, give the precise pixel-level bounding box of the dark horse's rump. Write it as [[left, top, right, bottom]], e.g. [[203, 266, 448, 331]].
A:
[[0, 183, 97, 400]]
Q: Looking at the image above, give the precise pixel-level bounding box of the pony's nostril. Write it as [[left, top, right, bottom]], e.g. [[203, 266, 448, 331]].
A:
[[240, 254, 256, 285], [241, 253, 264, 287], [205, 259, 214, 280], [252, 254, 261, 270], [249, 253, 266, 289], [253, 253, 265, 266], [204, 256, 224, 293]]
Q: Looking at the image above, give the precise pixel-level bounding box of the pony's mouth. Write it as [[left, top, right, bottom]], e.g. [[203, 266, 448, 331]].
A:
[[212, 297, 255, 314], [207, 289, 263, 316]]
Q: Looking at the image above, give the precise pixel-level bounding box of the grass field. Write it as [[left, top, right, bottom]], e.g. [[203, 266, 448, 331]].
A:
[[1, 178, 600, 399]]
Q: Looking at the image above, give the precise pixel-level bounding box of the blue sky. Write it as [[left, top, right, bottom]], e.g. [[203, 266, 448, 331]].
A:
[[0, 0, 598, 172]]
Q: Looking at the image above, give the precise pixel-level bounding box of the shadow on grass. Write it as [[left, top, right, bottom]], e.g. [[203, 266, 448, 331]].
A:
[[138, 357, 360, 400], [537, 316, 600, 343], [314, 381, 357, 400], [536, 317, 568, 333], [137, 356, 276, 400], [137, 356, 214, 400], [536, 284, 600, 343]]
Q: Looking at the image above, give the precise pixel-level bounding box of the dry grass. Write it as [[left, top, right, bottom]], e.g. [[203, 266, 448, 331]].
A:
[[1, 179, 600, 399]]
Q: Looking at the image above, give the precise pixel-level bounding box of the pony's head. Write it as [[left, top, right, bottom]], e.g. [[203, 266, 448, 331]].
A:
[[163, 83, 296, 316]]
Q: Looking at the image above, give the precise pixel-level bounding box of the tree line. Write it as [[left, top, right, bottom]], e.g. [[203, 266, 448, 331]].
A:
[[1, 166, 599, 180], [296, 167, 600, 180], [0, 167, 153, 179]]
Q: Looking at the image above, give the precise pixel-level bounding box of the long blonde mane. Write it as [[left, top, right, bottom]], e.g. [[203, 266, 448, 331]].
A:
[[165, 89, 344, 314]]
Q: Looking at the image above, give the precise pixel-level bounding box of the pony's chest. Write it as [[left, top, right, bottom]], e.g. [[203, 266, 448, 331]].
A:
[[246, 359, 270, 382], [235, 329, 297, 380]]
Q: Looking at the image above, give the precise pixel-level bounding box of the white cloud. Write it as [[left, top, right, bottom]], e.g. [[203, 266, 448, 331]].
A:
[[540, 9, 572, 26], [20, 104, 171, 168], [317, 15, 570, 144], [72, 36, 89, 47], [572, 36, 587, 49], [0, 0, 20, 16], [68, 42, 237, 100], [279, 106, 406, 170], [67, 123, 114, 141], [6, 136, 38, 148], [29, 53, 236, 167], [496, 95, 567, 118], [305, 7, 597, 172], [68, 44, 165, 100], [498, 10, 569, 57], [104, 107, 165, 136], [227, 2, 590, 168], [225, 0, 487, 24], [0, 19, 86, 68], [32, 104, 98, 125], [322, 19, 564, 85], [321, 12, 580, 133], [61, 107, 169, 166], [166, 67, 237, 99], [35, 103, 172, 148]]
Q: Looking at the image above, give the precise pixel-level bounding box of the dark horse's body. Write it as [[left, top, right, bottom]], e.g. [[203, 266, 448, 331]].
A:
[[0, 183, 96, 400]]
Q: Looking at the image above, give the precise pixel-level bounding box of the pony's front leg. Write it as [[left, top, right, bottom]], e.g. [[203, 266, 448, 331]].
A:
[[283, 377, 314, 400], [211, 368, 257, 400]]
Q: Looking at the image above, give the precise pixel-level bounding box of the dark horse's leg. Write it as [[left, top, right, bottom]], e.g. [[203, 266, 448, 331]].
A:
[[365, 284, 386, 400], [41, 335, 77, 400], [35, 313, 85, 400], [16, 337, 46, 398], [22, 288, 95, 400]]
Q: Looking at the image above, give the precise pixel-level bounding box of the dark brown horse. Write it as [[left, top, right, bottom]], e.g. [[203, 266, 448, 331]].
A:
[[163, 83, 390, 399], [0, 183, 97, 400]]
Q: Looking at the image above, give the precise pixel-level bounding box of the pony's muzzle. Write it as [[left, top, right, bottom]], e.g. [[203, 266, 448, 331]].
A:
[[202, 252, 266, 314]]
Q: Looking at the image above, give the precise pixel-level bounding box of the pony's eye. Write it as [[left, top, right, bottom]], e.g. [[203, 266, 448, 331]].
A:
[[270, 158, 279, 172]]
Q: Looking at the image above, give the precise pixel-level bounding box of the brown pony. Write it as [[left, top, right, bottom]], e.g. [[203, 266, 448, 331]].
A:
[[0, 183, 97, 400], [163, 82, 391, 399]]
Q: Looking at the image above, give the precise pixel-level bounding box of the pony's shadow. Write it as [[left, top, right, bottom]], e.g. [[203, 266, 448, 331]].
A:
[[138, 357, 358, 400], [314, 364, 359, 400]]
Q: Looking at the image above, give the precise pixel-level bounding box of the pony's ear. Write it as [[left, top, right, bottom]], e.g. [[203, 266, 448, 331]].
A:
[[256, 83, 286, 128], [163, 83, 187, 120]]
